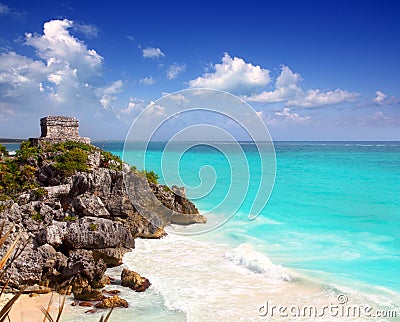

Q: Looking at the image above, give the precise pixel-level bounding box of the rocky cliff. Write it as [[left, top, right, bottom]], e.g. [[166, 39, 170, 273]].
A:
[[0, 141, 205, 298]]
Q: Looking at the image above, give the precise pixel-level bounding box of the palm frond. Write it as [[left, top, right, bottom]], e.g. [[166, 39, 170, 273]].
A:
[[0, 225, 15, 254], [0, 234, 21, 271], [55, 292, 66, 322], [99, 306, 114, 322], [0, 288, 25, 322], [41, 291, 54, 322]]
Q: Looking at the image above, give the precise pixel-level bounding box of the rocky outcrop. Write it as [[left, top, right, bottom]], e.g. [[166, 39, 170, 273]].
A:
[[72, 193, 111, 218], [121, 268, 151, 292], [95, 295, 129, 308], [37, 217, 135, 250], [0, 142, 205, 301]]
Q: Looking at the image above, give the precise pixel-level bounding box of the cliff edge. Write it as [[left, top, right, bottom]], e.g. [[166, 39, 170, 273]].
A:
[[0, 140, 205, 299]]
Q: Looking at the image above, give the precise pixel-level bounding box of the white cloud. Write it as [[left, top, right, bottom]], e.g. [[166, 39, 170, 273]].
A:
[[369, 111, 390, 121], [142, 47, 165, 59], [167, 63, 186, 80], [164, 92, 189, 103], [102, 80, 124, 95], [274, 107, 311, 122], [189, 53, 270, 95], [287, 88, 358, 107], [0, 2, 23, 18], [357, 110, 394, 126], [119, 97, 148, 117], [72, 22, 100, 39], [246, 65, 358, 108], [0, 51, 49, 117], [374, 90, 386, 104], [247, 65, 302, 103], [139, 76, 156, 85], [98, 80, 124, 110], [99, 95, 116, 110], [0, 19, 121, 121], [142, 103, 165, 118], [0, 3, 9, 14], [25, 19, 103, 86], [372, 90, 399, 106], [254, 108, 310, 126], [118, 100, 165, 120]]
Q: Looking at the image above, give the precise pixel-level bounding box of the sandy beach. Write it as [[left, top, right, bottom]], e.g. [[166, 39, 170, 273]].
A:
[[1, 292, 73, 322]]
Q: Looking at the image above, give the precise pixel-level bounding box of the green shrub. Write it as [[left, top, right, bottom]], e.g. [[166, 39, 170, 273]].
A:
[[16, 141, 41, 161], [53, 148, 89, 175], [163, 185, 171, 192], [64, 215, 77, 222], [20, 164, 38, 190], [0, 144, 8, 158], [32, 187, 48, 199], [89, 223, 98, 231], [143, 170, 159, 184], [0, 204, 6, 213], [0, 160, 38, 200], [130, 166, 160, 184], [100, 151, 122, 171], [31, 212, 43, 221], [53, 141, 95, 153]]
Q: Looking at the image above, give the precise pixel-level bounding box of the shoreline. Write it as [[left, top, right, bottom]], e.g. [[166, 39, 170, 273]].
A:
[[2, 292, 73, 322], [2, 233, 399, 321]]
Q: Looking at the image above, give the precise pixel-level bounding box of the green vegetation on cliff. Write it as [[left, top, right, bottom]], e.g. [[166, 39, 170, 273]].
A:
[[0, 156, 38, 200], [0, 144, 8, 157], [130, 165, 160, 184], [53, 148, 90, 175], [0, 140, 164, 202], [0, 140, 123, 201]]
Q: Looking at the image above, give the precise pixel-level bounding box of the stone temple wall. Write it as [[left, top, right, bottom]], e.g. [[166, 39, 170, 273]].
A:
[[30, 116, 90, 145]]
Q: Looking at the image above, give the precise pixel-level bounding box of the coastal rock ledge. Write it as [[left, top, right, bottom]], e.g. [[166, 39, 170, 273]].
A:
[[0, 137, 206, 300]]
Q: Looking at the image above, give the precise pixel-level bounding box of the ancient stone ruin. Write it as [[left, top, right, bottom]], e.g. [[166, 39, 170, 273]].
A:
[[30, 116, 90, 145]]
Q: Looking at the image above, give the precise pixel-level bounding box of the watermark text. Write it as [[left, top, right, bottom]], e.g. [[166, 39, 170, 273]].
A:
[[258, 294, 398, 319]]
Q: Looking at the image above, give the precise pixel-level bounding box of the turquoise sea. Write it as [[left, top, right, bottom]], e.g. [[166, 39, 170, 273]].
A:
[[4, 141, 400, 321]]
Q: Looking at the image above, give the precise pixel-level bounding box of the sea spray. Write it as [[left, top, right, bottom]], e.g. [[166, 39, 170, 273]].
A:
[[224, 243, 292, 281]]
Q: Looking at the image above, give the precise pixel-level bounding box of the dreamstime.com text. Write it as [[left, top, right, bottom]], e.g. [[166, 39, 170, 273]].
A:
[[258, 295, 398, 319]]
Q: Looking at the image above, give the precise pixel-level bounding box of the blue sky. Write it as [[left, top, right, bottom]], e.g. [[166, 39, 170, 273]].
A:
[[0, 0, 399, 140]]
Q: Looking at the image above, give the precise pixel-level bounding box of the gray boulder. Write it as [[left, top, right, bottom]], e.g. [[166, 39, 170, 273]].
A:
[[72, 193, 110, 218]]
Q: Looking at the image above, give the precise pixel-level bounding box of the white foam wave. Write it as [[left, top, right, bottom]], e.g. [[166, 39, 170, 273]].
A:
[[224, 244, 292, 281]]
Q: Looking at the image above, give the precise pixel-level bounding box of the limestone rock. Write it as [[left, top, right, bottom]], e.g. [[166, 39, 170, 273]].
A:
[[92, 247, 131, 267], [0, 124, 205, 292], [37, 222, 67, 248], [5, 238, 44, 287], [170, 213, 207, 225], [72, 193, 110, 218], [121, 268, 151, 292], [44, 184, 71, 199], [91, 275, 110, 288], [73, 286, 104, 301], [70, 275, 89, 295], [87, 150, 101, 168], [62, 217, 135, 250], [62, 249, 106, 282], [85, 309, 98, 314], [102, 289, 120, 295], [95, 295, 129, 308], [37, 217, 135, 250]]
